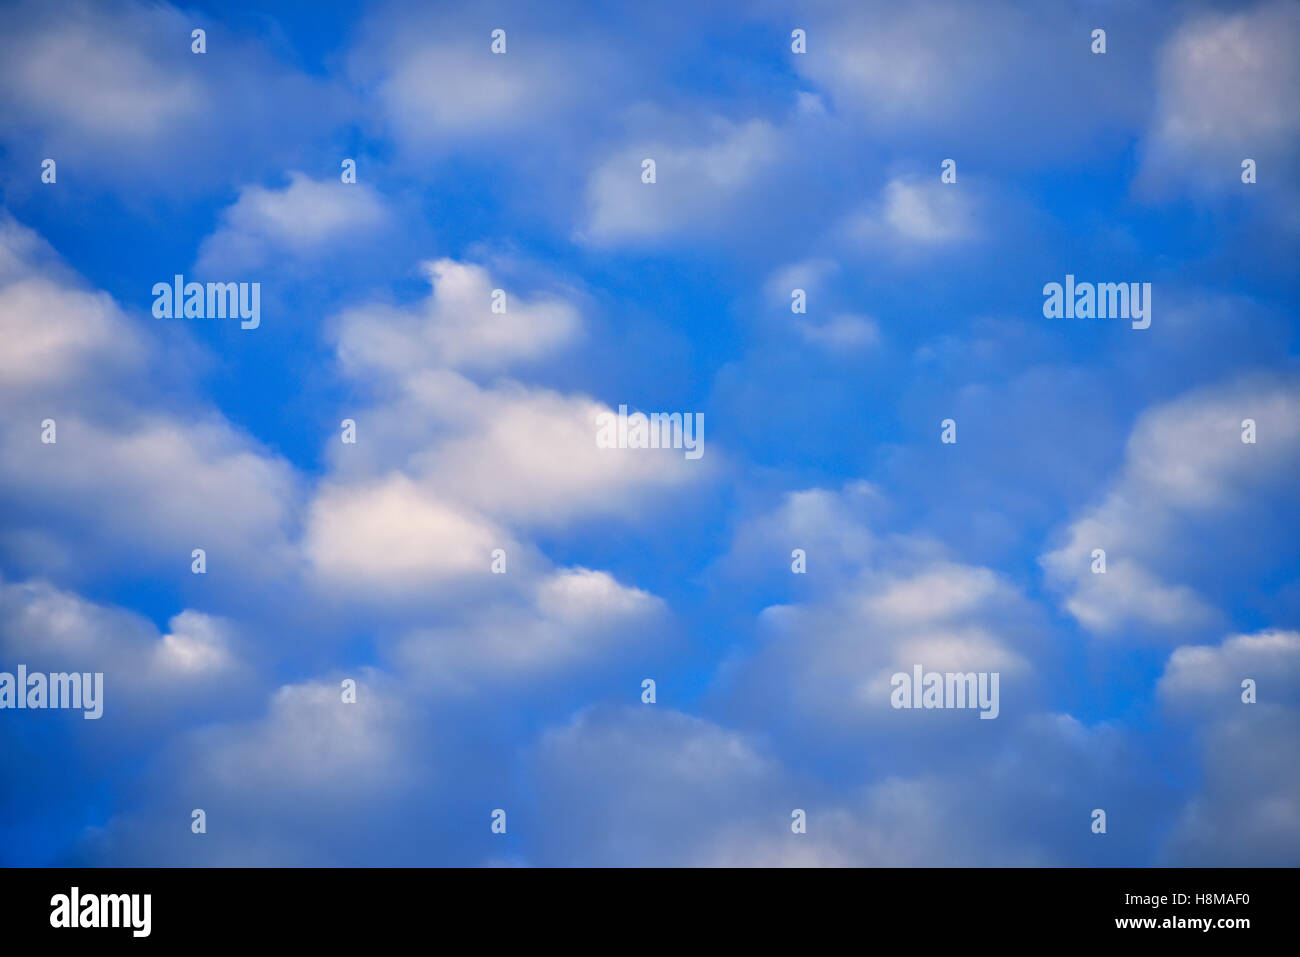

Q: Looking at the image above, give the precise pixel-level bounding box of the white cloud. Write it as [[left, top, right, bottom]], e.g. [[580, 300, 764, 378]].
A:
[[1138, 1, 1300, 200], [401, 376, 707, 526], [303, 472, 511, 594], [196, 675, 413, 800], [0, 0, 339, 187], [335, 258, 579, 378], [717, 484, 1039, 739], [0, 276, 143, 390], [1041, 377, 1300, 636], [1158, 630, 1300, 864], [326, 338, 710, 528], [75, 669, 432, 865], [1159, 629, 1300, 717], [1, 413, 301, 582], [580, 118, 781, 243], [348, 9, 601, 148], [763, 258, 839, 307], [195, 173, 391, 273], [0, 578, 250, 719], [713, 481, 885, 588], [392, 568, 665, 687], [788, 0, 1151, 158], [0, 1, 201, 141], [847, 178, 979, 246], [0, 215, 301, 584], [791, 1, 994, 122], [530, 705, 1141, 866]]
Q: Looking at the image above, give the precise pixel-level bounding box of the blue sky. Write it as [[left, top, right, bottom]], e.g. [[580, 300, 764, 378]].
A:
[[1, 0, 1298, 866]]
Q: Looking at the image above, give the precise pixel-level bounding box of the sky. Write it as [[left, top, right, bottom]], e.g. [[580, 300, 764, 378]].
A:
[[0, 0, 1298, 867]]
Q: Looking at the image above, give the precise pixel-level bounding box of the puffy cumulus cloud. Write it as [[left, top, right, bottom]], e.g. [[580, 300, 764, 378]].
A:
[[1160, 630, 1300, 715], [194, 173, 392, 274], [302, 471, 668, 689], [788, 0, 1151, 158], [335, 258, 580, 379], [1, 413, 301, 583], [1041, 377, 1300, 637], [0, 577, 254, 865], [791, 1, 997, 123], [390, 568, 666, 690], [845, 177, 980, 247], [327, 260, 711, 527], [528, 706, 1156, 866], [319, 371, 706, 532], [529, 706, 797, 866], [579, 118, 783, 244], [0, 215, 301, 586], [346, 2, 613, 149], [712, 481, 886, 590], [306, 252, 695, 684], [763, 257, 840, 308], [0, 0, 340, 189], [1049, 561, 1214, 637], [0, 578, 253, 726], [0, 271, 144, 394], [0, 213, 146, 395], [75, 670, 442, 866], [0, 0, 200, 141], [1138, 1, 1300, 205], [760, 260, 881, 350], [193, 674, 414, 803], [1158, 630, 1300, 865], [402, 375, 710, 526], [302, 472, 521, 599], [743, 561, 1035, 735], [713, 484, 1045, 754]]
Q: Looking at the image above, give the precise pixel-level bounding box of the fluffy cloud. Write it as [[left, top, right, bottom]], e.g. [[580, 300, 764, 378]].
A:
[[1158, 630, 1300, 864], [328, 259, 711, 526], [348, 5, 607, 148], [74, 670, 435, 866], [303, 472, 511, 595], [0, 578, 252, 726], [0, 0, 201, 142], [846, 177, 980, 247], [788, 0, 1151, 158], [1041, 377, 1300, 637], [715, 484, 1044, 752], [390, 568, 666, 688], [0, 271, 144, 392], [580, 118, 782, 244], [0, 214, 301, 585], [195, 173, 391, 273], [1138, 0, 1300, 205], [529, 705, 1155, 866], [0, 0, 340, 188], [335, 258, 580, 378]]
